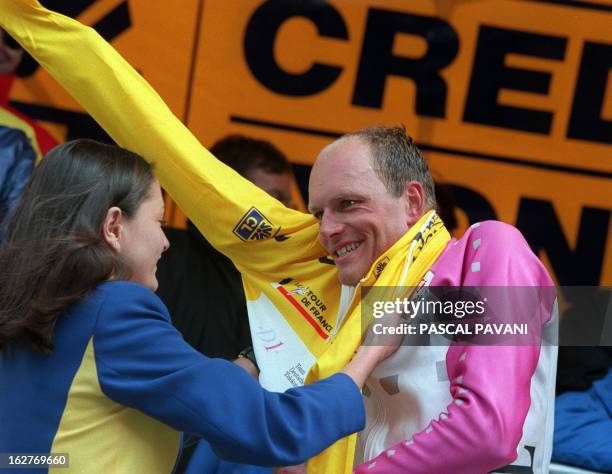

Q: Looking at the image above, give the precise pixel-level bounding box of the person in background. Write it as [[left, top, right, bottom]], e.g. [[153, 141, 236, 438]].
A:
[[0, 27, 57, 156], [156, 134, 294, 360], [0, 124, 35, 236], [0, 27, 57, 240], [553, 367, 612, 473], [552, 292, 612, 472]]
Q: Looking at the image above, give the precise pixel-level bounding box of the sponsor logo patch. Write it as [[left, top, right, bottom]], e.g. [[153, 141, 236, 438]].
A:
[[273, 278, 333, 339], [374, 257, 390, 279], [233, 207, 275, 241]]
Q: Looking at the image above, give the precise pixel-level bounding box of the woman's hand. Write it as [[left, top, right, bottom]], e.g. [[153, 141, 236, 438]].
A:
[[341, 312, 405, 389]]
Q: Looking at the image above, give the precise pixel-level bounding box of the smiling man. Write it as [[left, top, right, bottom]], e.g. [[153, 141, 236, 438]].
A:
[[309, 127, 435, 287], [1, 2, 558, 473], [306, 125, 559, 473], [307, 126, 559, 473]]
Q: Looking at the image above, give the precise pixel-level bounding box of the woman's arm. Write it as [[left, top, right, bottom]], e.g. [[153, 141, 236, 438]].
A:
[[92, 282, 374, 467]]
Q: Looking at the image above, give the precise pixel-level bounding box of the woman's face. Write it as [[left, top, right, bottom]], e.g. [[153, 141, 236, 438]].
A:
[[118, 180, 169, 291]]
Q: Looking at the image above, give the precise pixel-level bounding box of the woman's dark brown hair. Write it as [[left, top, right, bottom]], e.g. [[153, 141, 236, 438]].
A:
[[0, 139, 154, 354]]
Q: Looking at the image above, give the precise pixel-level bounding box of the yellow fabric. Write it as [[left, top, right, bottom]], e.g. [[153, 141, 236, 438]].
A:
[[306, 212, 450, 473], [0, 3, 450, 471], [0, 106, 42, 162], [50, 338, 180, 473]]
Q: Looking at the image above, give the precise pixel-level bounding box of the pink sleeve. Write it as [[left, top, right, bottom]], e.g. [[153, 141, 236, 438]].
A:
[[354, 222, 555, 474]]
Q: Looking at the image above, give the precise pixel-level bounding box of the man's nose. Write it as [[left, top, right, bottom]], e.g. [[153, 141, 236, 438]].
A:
[[319, 211, 344, 241]]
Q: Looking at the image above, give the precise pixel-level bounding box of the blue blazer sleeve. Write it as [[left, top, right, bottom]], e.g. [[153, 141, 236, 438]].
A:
[[92, 281, 365, 467], [0, 126, 36, 226]]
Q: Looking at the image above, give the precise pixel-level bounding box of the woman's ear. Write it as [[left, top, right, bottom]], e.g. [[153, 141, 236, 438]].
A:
[[102, 206, 123, 252]]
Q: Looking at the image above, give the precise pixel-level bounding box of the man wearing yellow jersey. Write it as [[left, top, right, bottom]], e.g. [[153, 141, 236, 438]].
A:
[[0, 2, 558, 472]]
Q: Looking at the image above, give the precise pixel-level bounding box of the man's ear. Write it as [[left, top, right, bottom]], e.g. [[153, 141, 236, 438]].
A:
[[102, 206, 124, 252], [404, 181, 427, 226]]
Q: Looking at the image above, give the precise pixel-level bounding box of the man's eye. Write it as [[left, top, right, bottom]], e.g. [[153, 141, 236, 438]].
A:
[[341, 200, 357, 209], [159, 219, 167, 226], [313, 211, 323, 220]]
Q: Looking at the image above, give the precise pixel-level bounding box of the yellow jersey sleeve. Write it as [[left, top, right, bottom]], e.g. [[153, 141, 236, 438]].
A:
[[0, 0, 325, 276]]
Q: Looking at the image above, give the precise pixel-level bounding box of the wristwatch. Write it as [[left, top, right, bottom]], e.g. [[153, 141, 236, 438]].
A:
[[237, 346, 260, 373]]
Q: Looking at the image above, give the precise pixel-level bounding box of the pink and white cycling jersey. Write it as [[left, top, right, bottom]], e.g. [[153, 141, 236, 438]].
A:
[[355, 221, 558, 474]]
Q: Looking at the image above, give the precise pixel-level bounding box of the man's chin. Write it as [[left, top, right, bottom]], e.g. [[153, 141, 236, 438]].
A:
[[337, 268, 362, 287]]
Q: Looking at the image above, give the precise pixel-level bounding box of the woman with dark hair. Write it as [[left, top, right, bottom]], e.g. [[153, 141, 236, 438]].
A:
[[0, 140, 397, 473]]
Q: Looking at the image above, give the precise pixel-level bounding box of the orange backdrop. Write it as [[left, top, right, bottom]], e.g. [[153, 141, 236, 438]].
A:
[[7, 0, 612, 286]]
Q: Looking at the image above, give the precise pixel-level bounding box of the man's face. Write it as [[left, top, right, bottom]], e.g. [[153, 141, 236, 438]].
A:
[[308, 137, 411, 286], [247, 167, 295, 209]]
